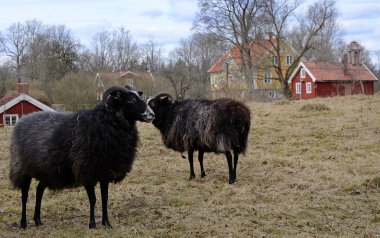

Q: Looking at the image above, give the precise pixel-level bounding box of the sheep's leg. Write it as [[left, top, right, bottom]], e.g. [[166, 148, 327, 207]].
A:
[[233, 151, 239, 182], [19, 176, 32, 229], [100, 181, 112, 229], [198, 150, 206, 177], [84, 185, 97, 229], [188, 149, 196, 180], [225, 151, 234, 184], [33, 182, 46, 226]]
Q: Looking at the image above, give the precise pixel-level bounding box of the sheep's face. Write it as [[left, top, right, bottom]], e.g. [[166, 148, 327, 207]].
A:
[[106, 89, 155, 123], [147, 94, 173, 126]]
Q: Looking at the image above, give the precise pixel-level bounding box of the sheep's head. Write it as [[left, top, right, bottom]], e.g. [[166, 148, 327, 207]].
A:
[[103, 86, 154, 123], [147, 93, 173, 126]]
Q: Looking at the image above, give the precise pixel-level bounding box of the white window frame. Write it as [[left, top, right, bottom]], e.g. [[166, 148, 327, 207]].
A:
[[4, 114, 19, 127], [296, 83, 301, 94], [306, 82, 312, 94], [286, 55, 293, 65], [301, 69, 306, 79], [264, 72, 272, 84], [127, 78, 134, 87]]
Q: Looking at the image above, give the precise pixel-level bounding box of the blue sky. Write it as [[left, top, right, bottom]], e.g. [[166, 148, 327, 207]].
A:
[[0, 0, 379, 65]]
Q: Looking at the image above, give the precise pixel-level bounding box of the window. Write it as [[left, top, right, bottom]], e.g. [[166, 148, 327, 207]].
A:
[[286, 55, 293, 65], [301, 69, 306, 79], [264, 72, 272, 84], [4, 114, 18, 126], [127, 78, 133, 87], [296, 83, 301, 94], [273, 56, 278, 66], [306, 82, 312, 94]]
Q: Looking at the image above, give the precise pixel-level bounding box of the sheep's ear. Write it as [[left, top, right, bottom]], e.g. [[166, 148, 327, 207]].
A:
[[105, 91, 122, 109], [138, 91, 143, 97]]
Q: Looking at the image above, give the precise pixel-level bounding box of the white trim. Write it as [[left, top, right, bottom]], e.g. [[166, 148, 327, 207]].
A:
[[363, 64, 379, 81], [286, 55, 293, 65], [0, 94, 55, 114], [288, 62, 318, 84], [296, 83, 301, 94], [3, 114, 19, 127], [306, 82, 312, 94], [264, 72, 272, 84], [301, 69, 306, 79]]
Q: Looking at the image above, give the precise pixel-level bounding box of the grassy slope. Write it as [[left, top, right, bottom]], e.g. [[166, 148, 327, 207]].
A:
[[0, 94, 379, 237]]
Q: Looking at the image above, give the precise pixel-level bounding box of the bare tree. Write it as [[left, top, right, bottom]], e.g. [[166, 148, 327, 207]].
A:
[[288, 0, 344, 62], [22, 20, 46, 80], [262, 0, 340, 98], [90, 31, 114, 71], [194, 0, 266, 87], [0, 22, 30, 80], [112, 27, 139, 71], [141, 38, 163, 75], [162, 59, 192, 100]]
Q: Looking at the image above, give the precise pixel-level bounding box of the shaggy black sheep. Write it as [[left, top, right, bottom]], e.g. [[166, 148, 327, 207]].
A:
[[9, 86, 154, 229], [147, 93, 251, 184]]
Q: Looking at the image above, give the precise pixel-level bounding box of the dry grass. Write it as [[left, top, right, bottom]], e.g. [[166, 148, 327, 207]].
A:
[[0, 94, 379, 237]]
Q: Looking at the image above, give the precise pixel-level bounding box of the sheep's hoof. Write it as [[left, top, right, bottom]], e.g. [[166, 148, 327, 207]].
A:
[[200, 172, 206, 178], [102, 220, 113, 229], [19, 220, 27, 229], [89, 221, 96, 229], [34, 218, 43, 226], [189, 175, 195, 180], [229, 179, 235, 184]]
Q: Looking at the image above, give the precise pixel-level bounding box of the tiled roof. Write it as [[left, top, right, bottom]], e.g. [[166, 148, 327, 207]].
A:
[[207, 40, 272, 73], [304, 61, 378, 82], [0, 93, 19, 106]]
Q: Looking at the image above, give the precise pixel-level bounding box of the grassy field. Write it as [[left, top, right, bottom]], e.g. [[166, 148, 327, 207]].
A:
[[0, 94, 379, 237]]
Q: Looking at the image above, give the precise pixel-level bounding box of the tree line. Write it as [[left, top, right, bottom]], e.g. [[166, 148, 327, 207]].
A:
[[0, 0, 377, 108]]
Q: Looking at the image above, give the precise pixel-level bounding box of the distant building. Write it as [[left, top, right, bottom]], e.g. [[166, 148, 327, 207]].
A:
[[95, 69, 155, 100], [207, 36, 298, 99], [288, 41, 378, 99], [0, 81, 55, 127]]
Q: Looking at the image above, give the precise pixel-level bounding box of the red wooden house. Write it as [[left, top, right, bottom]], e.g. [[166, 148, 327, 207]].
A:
[[0, 82, 55, 127], [288, 41, 378, 99]]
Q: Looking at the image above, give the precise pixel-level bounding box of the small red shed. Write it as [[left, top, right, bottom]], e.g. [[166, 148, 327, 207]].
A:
[[287, 61, 378, 100], [0, 83, 55, 127], [288, 41, 378, 100]]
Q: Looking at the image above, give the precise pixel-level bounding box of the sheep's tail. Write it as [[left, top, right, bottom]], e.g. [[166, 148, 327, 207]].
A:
[[236, 105, 251, 155], [9, 138, 24, 189], [239, 121, 250, 155]]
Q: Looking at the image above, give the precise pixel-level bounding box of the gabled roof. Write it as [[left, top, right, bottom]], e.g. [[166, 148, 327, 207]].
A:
[[0, 93, 55, 114], [207, 39, 296, 74], [288, 61, 379, 83], [97, 70, 155, 86], [207, 40, 270, 73]]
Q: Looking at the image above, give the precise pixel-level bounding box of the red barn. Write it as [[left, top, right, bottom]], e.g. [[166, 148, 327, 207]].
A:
[[288, 41, 378, 100], [0, 83, 55, 127]]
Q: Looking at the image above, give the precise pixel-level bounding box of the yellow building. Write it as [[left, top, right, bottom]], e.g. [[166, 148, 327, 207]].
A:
[[208, 39, 297, 99]]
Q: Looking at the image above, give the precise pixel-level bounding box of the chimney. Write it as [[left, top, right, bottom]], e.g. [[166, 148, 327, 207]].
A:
[[17, 79, 29, 94], [342, 53, 348, 74]]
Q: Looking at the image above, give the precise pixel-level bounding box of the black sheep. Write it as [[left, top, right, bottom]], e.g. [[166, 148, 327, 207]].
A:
[[9, 86, 154, 229], [147, 93, 251, 184]]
